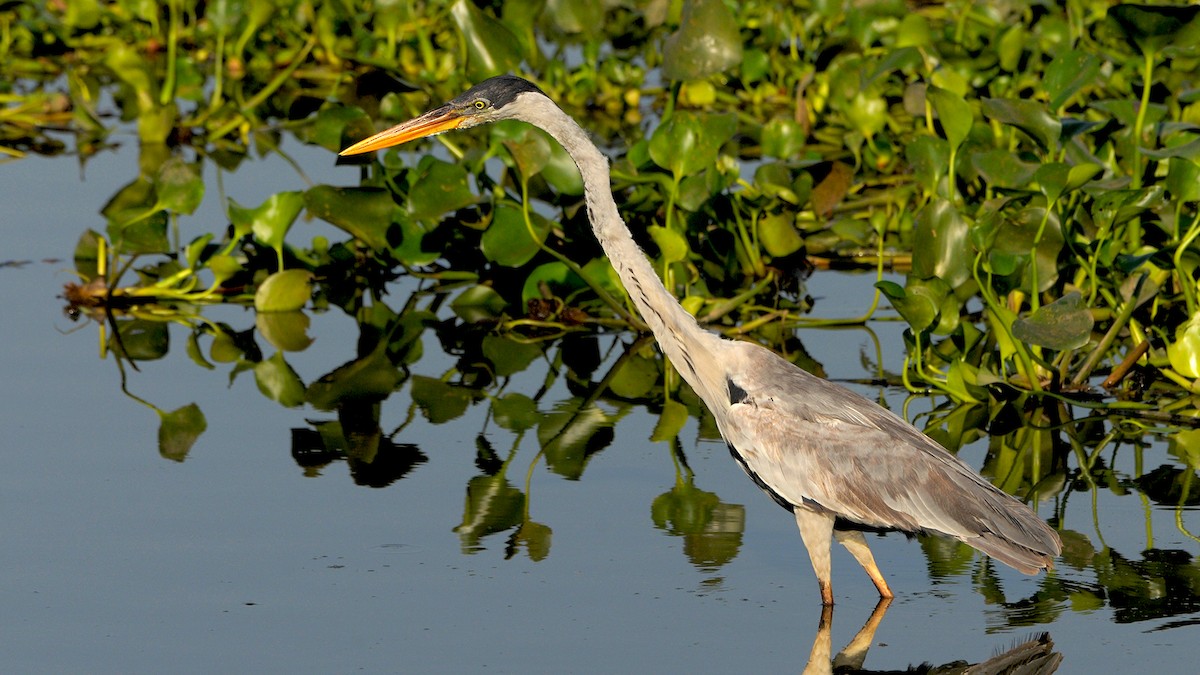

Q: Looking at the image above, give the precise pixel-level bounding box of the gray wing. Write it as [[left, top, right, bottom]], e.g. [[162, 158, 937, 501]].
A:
[[717, 343, 1061, 573]]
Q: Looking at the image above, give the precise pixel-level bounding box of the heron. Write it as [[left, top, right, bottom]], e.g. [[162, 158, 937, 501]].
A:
[[341, 75, 1062, 605]]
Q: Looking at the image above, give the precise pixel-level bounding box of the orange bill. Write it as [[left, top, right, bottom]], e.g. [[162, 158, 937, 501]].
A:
[[339, 105, 464, 156]]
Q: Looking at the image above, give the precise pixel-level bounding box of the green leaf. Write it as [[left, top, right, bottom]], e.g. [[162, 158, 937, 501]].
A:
[[229, 191, 304, 254], [155, 157, 204, 215], [1108, 4, 1200, 56], [648, 111, 736, 179], [609, 352, 660, 399], [1011, 292, 1094, 351], [539, 138, 585, 195], [492, 393, 539, 432], [407, 157, 477, 221], [303, 186, 400, 252], [927, 86, 973, 151], [310, 105, 374, 153], [650, 399, 689, 442], [494, 121, 551, 181], [513, 520, 553, 562], [482, 335, 543, 377], [451, 284, 508, 322], [912, 198, 972, 289], [449, 0, 523, 81], [111, 319, 169, 361], [661, 0, 743, 80], [844, 90, 887, 139], [971, 149, 1038, 189], [1044, 49, 1102, 110], [306, 346, 404, 410], [158, 403, 206, 462], [906, 135, 949, 194], [758, 213, 804, 257], [209, 329, 243, 363], [876, 280, 937, 333], [206, 254, 242, 290], [412, 375, 476, 424], [981, 98, 1061, 153], [1168, 157, 1200, 203], [107, 211, 170, 255], [481, 205, 549, 267], [254, 351, 307, 407], [455, 472, 525, 547], [537, 401, 612, 479], [761, 117, 806, 159], [1035, 162, 1101, 204], [993, 206, 1064, 293], [254, 269, 314, 312], [647, 225, 689, 264], [256, 311, 313, 352], [1168, 315, 1200, 379], [521, 261, 580, 308]]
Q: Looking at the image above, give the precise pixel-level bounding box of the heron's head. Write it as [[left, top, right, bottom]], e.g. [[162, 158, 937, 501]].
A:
[[340, 75, 547, 156]]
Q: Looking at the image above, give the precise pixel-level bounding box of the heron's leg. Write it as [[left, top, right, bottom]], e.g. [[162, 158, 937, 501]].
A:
[[833, 529, 894, 599], [794, 509, 836, 605]]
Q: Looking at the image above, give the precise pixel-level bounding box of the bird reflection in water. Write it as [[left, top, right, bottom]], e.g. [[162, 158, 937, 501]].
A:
[[803, 600, 1062, 674]]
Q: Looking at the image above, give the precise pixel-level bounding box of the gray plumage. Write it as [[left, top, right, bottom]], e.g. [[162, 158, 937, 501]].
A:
[[341, 75, 1063, 604]]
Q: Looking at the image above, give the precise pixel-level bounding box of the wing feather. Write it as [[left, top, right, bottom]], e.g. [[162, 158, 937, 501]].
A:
[[716, 343, 1060, 572]]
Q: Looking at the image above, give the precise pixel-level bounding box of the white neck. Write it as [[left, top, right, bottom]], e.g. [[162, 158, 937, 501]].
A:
[[514, 93, 724, 404]]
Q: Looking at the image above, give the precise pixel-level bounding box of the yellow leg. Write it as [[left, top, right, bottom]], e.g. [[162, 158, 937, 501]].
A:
[[834, 529, 894, 599]]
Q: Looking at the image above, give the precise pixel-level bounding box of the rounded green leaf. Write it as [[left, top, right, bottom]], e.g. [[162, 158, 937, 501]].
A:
[[303, 186, 401, 253], [256, 311, 313, 352], [1044, 49, 1102, 110], [407, 157, 477, 221], [1168, 317, 1200, 379], [155, 157, 204, 215], [228, 191, 304, 251], [254, 269, 313, 312], [761, 117, 806, 159], [1108, 4, 1200, 55], [661, 0, 743, 80], [1011, 292, 1094, 351], [111, 319, 169, 361], [449, 0, 523, 80], [927, 86, 973, 151], [158, 403, 206, 462], [254, 351, 306, 408], [912, 198, 972, 289], [1168, 157, 1200, 203], [876, 280, 937, 333], [451, 284, 508, 322], [650, 399, 689, 442], [648, 111, 736, 178], [758, 213, 803, 257], [411, 374, 474, 424], [981, 98, 1061, 153], [492, 393, 539, 432], [647, 225, 689, 264], [482, 334, 543, 377], [481, 205, 549, 268]]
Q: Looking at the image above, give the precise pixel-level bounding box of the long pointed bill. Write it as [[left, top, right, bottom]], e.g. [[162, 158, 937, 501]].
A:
[[339, 105, 465, 156]]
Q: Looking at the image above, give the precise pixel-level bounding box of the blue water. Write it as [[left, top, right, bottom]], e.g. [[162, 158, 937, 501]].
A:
[[2, 136, 1197, 673]]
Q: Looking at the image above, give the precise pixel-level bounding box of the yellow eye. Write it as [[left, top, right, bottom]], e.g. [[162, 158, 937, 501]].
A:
[[474, 100, 487, 110]]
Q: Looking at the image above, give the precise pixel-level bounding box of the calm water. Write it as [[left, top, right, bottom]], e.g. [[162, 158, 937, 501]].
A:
[[2, 136, 1197, 673]]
